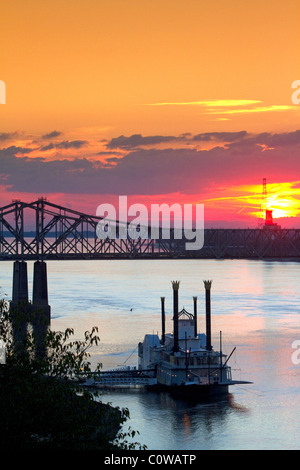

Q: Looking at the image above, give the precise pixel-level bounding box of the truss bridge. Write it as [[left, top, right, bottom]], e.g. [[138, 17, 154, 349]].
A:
[[1, 198, 300, 260]]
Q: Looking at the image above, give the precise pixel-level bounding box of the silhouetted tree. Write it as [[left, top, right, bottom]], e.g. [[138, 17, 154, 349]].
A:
[[0, 298, 145, 450]]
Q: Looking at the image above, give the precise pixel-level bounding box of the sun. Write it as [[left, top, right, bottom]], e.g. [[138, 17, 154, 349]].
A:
[[263, 186, 300, 219], [271, 208, 290, 219], [205, 181, 300, 225]]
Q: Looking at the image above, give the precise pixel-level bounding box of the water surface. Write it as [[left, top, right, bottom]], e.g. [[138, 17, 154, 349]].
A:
[[1, 259, 299, 449]]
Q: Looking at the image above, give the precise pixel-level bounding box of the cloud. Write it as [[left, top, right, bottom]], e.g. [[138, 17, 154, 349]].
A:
[[40, 140, 88, 151], [97, 150, 124, 156], [193, 131, 248, 142], [1, 130, 300, 198], [145, 99, 262, 107], [106, 132, 249, 150], [0, 132, 19, 141], [143, 99, 297, 119], [205, 105, 295, 115], [255, 129, 300, 147], [1, 145, 34, 155], [227, 129, 300, 150], [106, 134, 180, 149], [41, 130, 63, 139]]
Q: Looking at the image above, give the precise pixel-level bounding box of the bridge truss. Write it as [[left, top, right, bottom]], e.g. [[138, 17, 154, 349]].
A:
[[1, 199, 300, 260]]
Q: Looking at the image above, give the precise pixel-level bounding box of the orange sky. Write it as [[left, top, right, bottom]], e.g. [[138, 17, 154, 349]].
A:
[[1, 0, 300, 227]]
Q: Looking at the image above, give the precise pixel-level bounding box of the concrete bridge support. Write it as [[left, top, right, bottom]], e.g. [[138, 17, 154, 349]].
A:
[[9, 260, 51, 358], [31, 261, 51, 358], [9, 260, 30, 352]]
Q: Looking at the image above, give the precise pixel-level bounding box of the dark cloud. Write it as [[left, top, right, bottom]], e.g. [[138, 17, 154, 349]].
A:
[[0, 132, 19, 141], [40, 143, 55, 151], [1, 130, 300, 196], [106, 131, 249, 150], [40, 140, 88, 151], [226, 130, 300, 152], [106, 134, 180, 149], [255, 130, 300, 147], [192, 131, 248, 142], [56, 140, 88, 149], [41, 130, 63, 139], [97, 150, 124, 156], [0, 145, 34, 155]]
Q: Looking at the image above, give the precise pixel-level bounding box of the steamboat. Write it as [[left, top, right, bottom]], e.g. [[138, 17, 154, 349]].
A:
[[137, 280, 251, 398], [85, 280, 252, 399]]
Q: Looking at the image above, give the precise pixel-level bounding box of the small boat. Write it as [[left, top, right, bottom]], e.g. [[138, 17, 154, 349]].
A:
[[137, 280, 252, 399]]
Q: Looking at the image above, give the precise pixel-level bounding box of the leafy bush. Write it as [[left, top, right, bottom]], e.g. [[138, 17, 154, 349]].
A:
[[0, 298, 145, 450]]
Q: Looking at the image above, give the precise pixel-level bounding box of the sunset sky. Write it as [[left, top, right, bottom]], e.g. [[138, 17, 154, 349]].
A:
[[1, 0, 300, 227]]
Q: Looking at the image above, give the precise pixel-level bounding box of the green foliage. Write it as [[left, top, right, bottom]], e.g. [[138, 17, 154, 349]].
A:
[[0, 298, 146, 450]]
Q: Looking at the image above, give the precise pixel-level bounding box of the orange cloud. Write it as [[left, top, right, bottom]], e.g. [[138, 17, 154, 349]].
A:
[[206, 105, 296, 115], [145, 99, 262, 107]]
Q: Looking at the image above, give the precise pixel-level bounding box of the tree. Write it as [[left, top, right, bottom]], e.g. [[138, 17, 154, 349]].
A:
[[0, 298, 145, 450]]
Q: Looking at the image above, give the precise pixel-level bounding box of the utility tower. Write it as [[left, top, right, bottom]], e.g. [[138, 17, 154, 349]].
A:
[[257, 178, 268, 227], [262, 178, 267, 200], [260, 178, 280, 229]]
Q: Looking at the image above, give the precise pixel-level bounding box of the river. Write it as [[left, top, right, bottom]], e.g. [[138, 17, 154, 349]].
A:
[[1, 259, 300, 450]]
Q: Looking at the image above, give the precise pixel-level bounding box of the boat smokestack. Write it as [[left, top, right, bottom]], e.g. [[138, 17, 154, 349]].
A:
[[193, 296, 198, 338], [172, 281, 180, 353], [161, 297, 165, 345], [204, 280, 212, 351]]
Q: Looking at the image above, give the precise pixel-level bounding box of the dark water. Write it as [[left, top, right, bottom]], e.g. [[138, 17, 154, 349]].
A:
[[1, 259, 300, 449]]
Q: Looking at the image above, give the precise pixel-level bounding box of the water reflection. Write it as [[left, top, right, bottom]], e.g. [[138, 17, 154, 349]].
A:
[[96, 388, 250, 449]]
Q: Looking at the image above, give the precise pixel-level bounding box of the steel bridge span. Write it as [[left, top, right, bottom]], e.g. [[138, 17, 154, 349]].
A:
[[1, 198, 300, 260]]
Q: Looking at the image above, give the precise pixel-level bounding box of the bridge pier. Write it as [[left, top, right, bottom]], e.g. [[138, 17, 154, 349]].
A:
[[10, 260, 30, 351], [31, 261, 51, 358], [9, 260, 51, 358]]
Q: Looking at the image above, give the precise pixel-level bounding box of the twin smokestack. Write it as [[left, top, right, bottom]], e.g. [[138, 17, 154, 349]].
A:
[[161, 279, 213, 352]]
